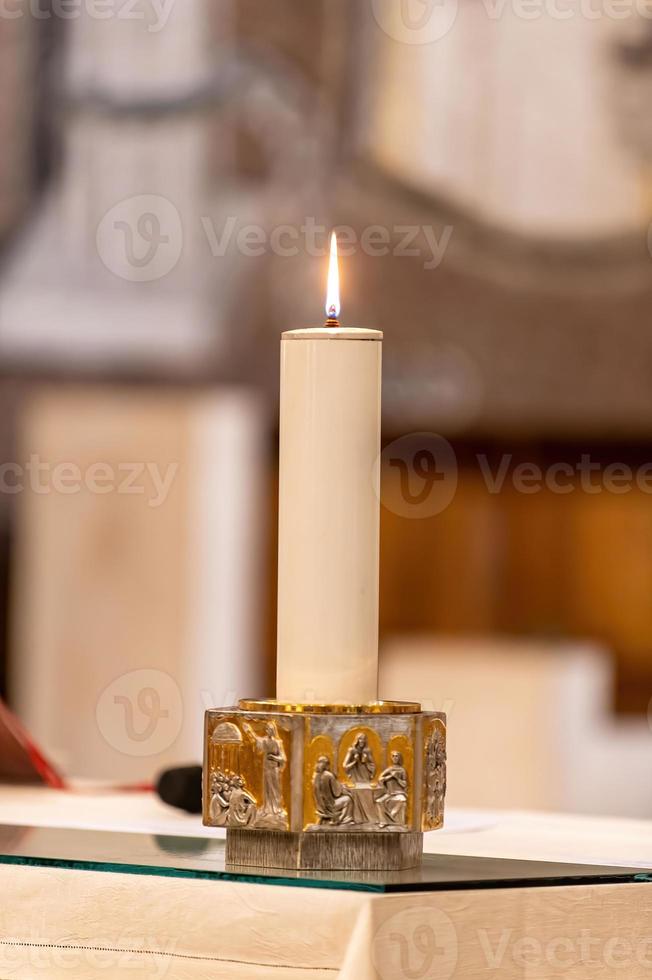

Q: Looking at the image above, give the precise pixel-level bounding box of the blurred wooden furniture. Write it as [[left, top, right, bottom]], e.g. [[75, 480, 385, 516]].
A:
[[264, 444, 652, 718], [377, 442, 652, 715], [380, 636, 652, 818]]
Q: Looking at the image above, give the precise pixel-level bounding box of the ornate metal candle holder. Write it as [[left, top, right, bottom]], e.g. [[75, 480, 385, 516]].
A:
[[203, 700, 447, 870]]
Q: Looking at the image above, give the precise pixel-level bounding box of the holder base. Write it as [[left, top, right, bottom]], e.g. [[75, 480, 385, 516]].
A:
[[226, 828, 424, 871], [204, 700, 446, 871]]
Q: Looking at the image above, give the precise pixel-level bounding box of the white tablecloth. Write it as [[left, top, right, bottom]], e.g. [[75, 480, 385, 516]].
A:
[[0, 789, 650, 979]]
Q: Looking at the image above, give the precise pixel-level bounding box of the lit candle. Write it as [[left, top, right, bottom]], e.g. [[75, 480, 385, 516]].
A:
[[276, 233, 383, 704]]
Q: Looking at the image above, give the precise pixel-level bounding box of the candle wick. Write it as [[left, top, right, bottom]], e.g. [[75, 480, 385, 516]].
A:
[[325, 305, 340, 327]]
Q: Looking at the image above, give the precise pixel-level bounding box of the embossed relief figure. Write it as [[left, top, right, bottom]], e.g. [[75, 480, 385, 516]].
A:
[[312, 756, 354, 826], [209, 770, 231, 826], [343, 732, 378, 825], [209, 769, 257, 827], [343, 733, 376, 784], [426, 727, 447, 826], [242, 720, 287, 827], [227, 775, 257, 827], [375, 751, 408, 828]]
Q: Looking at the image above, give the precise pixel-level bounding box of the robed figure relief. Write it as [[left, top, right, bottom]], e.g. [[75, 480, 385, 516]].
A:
[[343, 732, 378, 824], [243, 720, 287, 828], [375, 751, 408, 828], [209, 770, 231, 826], [343, 733, 376, 783], [226, 775, 257, 827], [312, 756, 354, 826], [426, 726, 447, 828], [209, 770, 257, 827]]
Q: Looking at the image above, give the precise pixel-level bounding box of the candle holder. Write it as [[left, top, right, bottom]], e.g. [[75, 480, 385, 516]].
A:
[[203, 700, 446, 870]]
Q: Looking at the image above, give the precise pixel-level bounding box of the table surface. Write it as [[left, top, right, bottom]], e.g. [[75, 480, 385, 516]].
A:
[[0, 788, 651, 980]]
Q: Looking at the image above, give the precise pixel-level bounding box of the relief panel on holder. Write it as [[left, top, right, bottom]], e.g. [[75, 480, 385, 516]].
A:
[[206, 715, 291, 831]]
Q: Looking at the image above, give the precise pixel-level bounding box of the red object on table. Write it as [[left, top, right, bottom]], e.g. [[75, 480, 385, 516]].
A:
[[0, 696, 66, 788]]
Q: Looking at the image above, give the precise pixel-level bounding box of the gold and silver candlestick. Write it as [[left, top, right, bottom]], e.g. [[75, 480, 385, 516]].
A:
[[203, 235, 448, 870], [203, 700, 446, 870]]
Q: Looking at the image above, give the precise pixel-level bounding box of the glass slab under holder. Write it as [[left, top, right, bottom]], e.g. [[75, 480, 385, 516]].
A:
[[0, 825, 650, 894]]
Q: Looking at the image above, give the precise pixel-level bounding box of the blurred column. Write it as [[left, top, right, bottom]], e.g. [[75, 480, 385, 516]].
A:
[[10, 386, 267, 780], [0, 7, 35, 240], [610, 18, 652, 219], [60, 0, 214, 275], [0, 0, 239, 370], [2, 1, 276, 780], [364, 0, 642, 238]]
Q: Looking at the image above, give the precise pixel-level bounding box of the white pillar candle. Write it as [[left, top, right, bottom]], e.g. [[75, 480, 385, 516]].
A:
[[276, 236, 382, 704]]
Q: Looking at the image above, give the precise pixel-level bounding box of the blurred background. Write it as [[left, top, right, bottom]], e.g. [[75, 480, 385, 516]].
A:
[[0, 0, 651, 817]]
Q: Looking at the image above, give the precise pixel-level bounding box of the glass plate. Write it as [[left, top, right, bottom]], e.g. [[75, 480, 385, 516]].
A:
[[0, 825, 650, 894]]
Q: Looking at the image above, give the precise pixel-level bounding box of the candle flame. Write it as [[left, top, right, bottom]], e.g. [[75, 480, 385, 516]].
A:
[[325, 231, 340, 320]]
